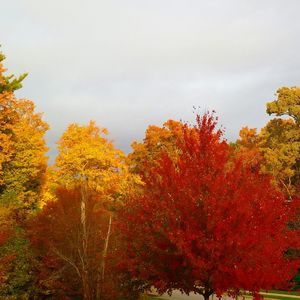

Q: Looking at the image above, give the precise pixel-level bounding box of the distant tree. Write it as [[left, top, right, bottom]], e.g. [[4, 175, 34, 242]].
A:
[[51, 121, 138, 300], [259, 87, 300, 198], [234, 87, 300, 199], [266, 87, 300, 123], [118, 112, 300, 300], [129, 119, 183, 174], [29, 187, 110, 299], [0, 51, 48, 298], [1, 99, 49, 214], [0, 51, 49, 215], [0, 51, 27, 187]]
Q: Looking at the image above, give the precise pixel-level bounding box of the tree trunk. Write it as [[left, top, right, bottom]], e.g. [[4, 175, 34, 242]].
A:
[[82, 271, 92, 300], [102, 212, 112, 280], [96, 212, 113, 300], [203, 294, 210, 300], [200, 287, 213, 300], [81, 184, 92, 300]]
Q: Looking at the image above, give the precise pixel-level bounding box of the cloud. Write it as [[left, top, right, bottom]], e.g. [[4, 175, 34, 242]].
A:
[[1, 0, 300, 160]]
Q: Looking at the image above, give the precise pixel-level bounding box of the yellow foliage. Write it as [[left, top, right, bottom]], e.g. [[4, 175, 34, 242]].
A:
[[2, 100, 49, 210], [129, 119, 183, 173], [54, 121, 140, 208], [0, 92, 18, 185], [236, 88, 300, 198], [260, 87, 300, 196], [259, 118, 299, 196], [267, 86, 300, 124], [237, 127, 259, 149], [235, 87, 300, 197]]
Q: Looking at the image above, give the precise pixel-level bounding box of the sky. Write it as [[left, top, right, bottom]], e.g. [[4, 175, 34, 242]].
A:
[[1, 0, 300, 160]]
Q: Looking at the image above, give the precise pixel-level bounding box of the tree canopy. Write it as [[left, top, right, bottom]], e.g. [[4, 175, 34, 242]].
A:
[[118, 113, 300, 300], [0, 50, 299, 300]]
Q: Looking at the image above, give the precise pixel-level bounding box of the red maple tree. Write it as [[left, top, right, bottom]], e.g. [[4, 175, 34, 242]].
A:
[[117, 112, 300, 300]]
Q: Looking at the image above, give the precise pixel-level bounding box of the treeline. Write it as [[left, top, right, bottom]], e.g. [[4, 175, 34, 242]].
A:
[[0, 52, 299, 300]]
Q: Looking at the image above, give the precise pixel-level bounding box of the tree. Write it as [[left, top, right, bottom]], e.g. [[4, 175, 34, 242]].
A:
[[0, 51, 49, 298], [236, 127, 259, 149], [129, 119, 183, 174], [233, 88, 300, 198], [259, 87, 300, 198], [1, 100, 49, 214], [0, 51, 27, 186], [0, 52, 49, 214], [233, 127, 263, 169], [52, 121, 137, 300], [266, 86, 300, 124], [29, 187, 111, 299], [118, 113, 300, 300]]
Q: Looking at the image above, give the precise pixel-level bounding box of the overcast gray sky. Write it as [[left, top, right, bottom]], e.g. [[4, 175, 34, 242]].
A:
[[2, 0, 300, 160]]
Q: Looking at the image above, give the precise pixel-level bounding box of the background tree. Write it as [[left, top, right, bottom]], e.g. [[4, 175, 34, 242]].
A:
[[29, 187, 110, 299], [0, 51, 49, 214], [118, 113, 300, 300], [234, 87, 300, 198], [266, 86, 300, 123], [51, 121, 137, 300], [233, 127, 263, 169], [0, 51, 49, 298], [129, 119, 183, 174], [0, 51, 27, 186], [259, 87, 300, 198], [1, 99, 49, 214], [235, 87, 300, 289]]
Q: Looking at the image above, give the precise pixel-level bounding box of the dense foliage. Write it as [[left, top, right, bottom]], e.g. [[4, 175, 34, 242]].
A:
[[118, 113, 300, 300], [0, 51, 299, 300]]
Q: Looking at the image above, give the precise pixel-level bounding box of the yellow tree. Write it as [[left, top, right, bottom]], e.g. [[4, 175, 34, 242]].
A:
[[266, 86, 300, 123], [0, 92, 16, 185], [0, 51, 48, 213], [235, 87, 299, 199], [233, 127, 263, 169], [129, 119, 183, 174], [1, 100, 49, 213], [53, 121, 135, 300], [0, 51, 27, 186], [259, 87, 300, 198], [236, 127, 259, 149], [0, 51, 48, 297]]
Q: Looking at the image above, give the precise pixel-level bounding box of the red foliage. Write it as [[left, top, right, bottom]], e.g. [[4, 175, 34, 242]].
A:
[[117, 112, 300, 299], [28, 187, 111, 299]]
